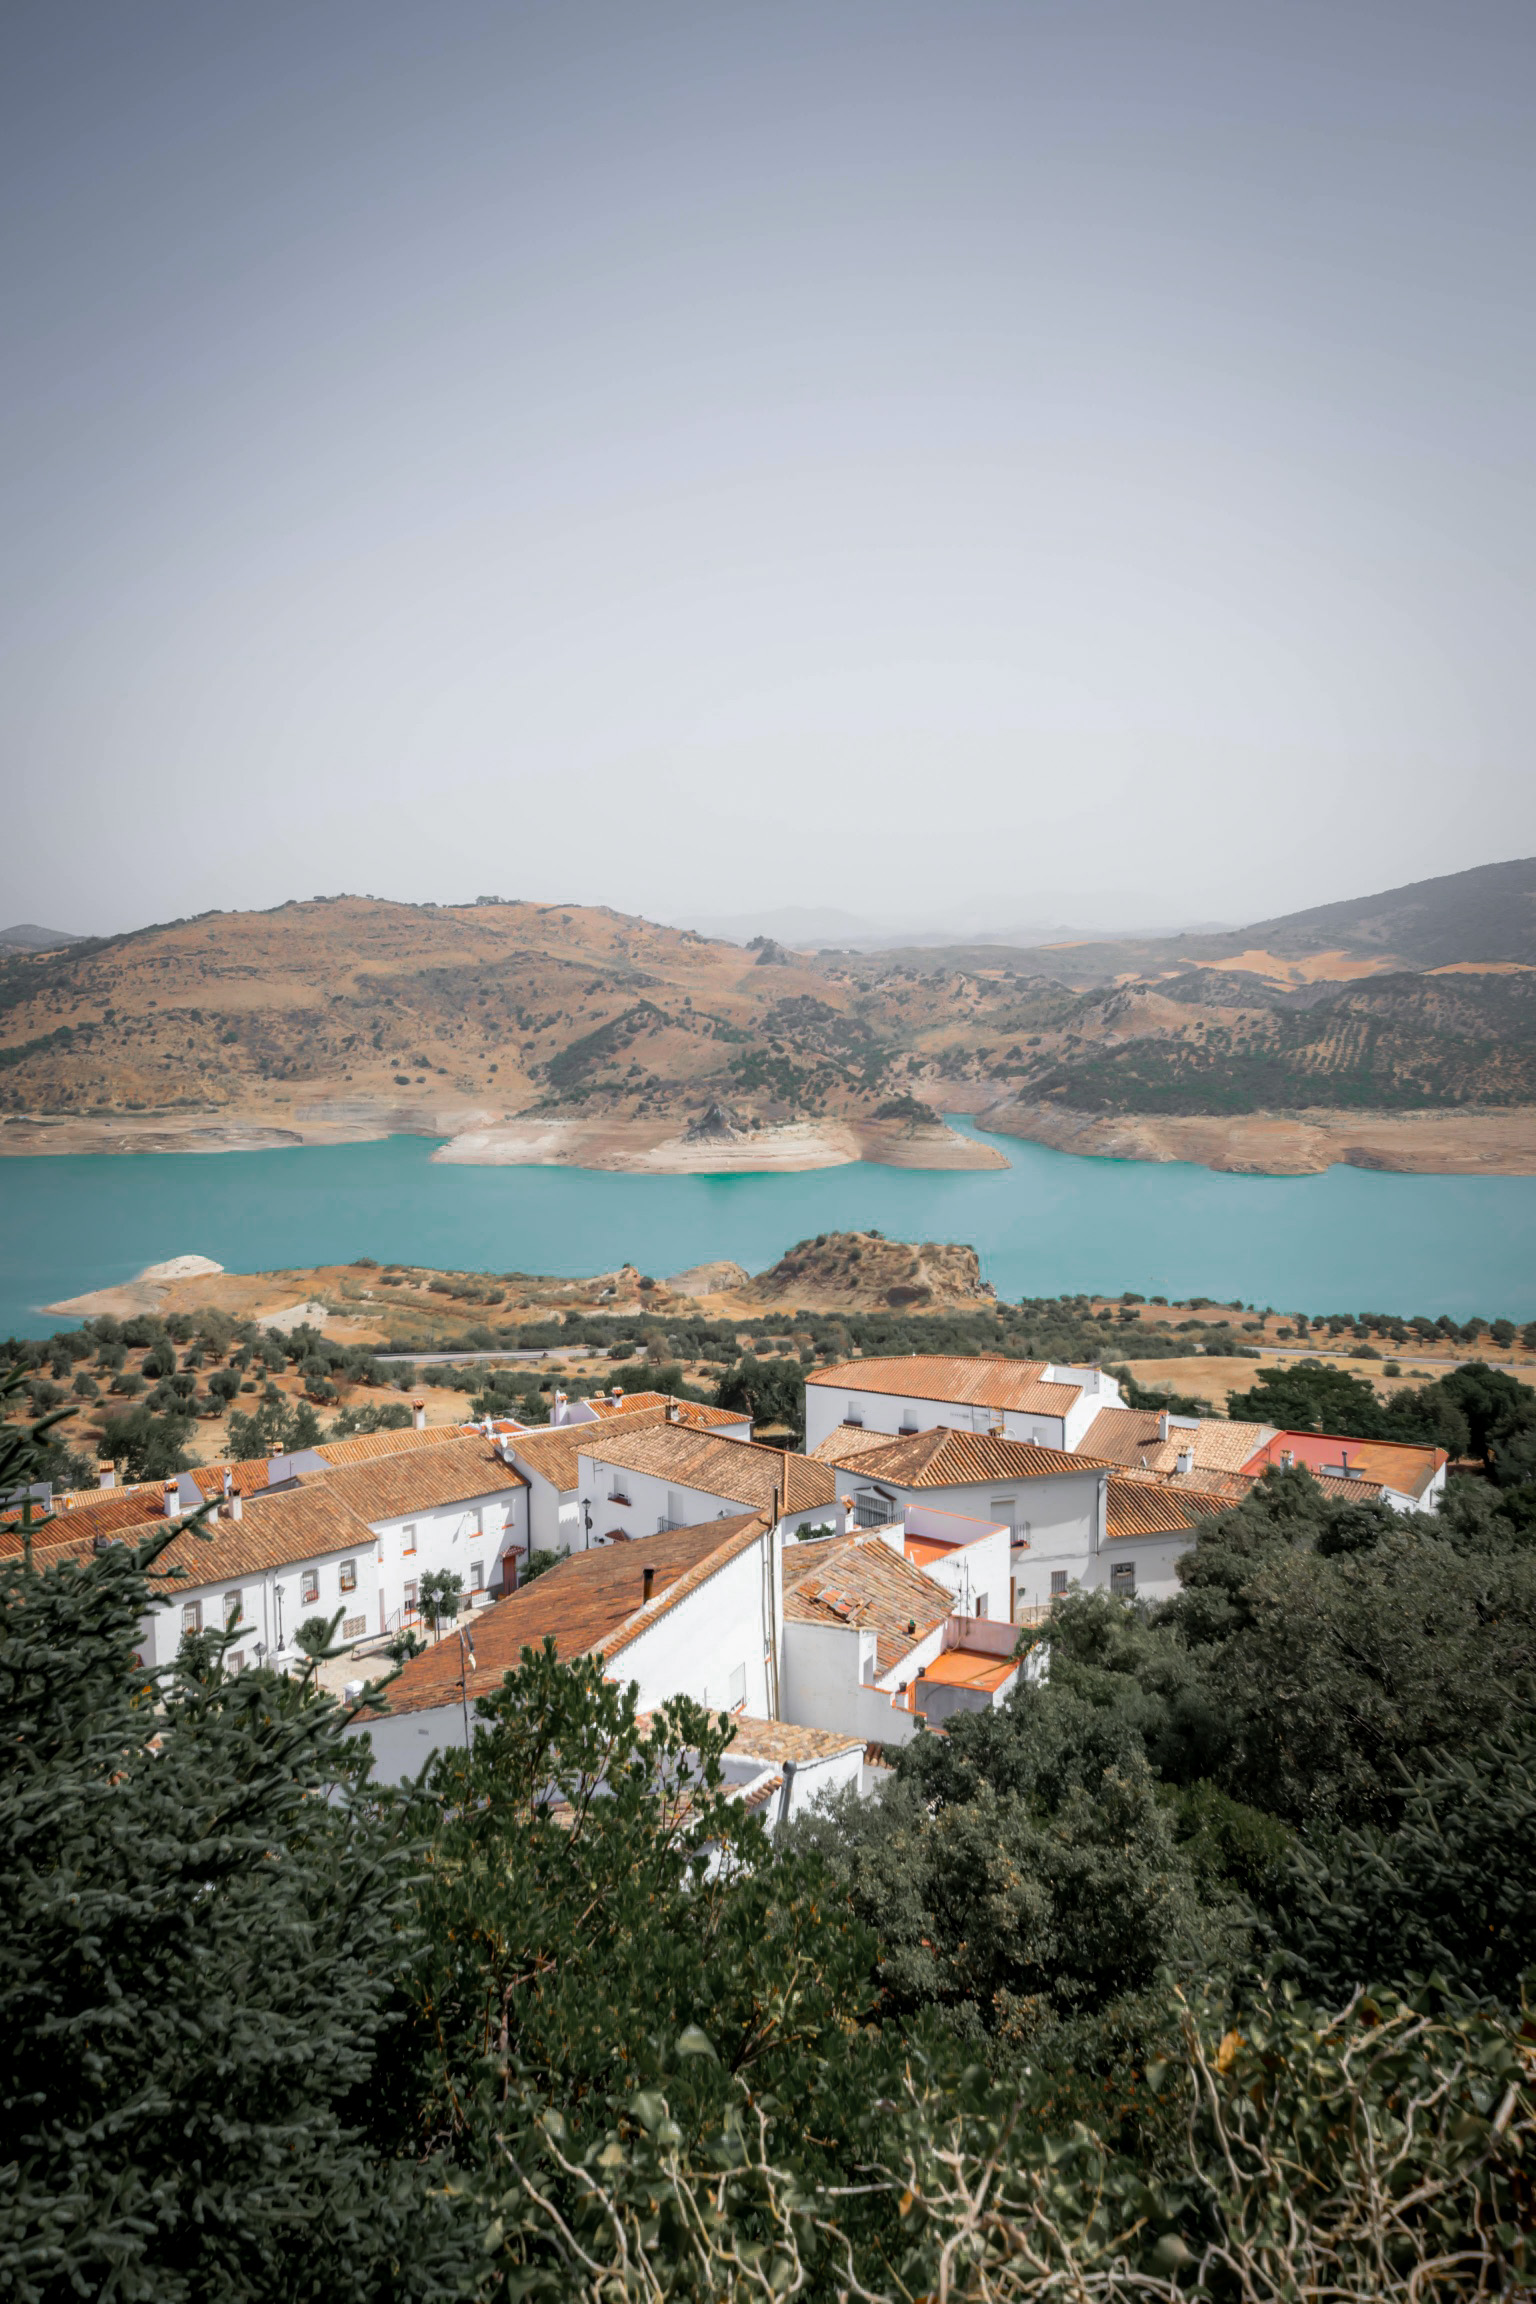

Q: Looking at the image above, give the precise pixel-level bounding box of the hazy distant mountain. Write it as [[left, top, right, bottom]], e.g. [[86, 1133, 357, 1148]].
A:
[[672, 903, 1231, 951], [0, 923, 84, 954], [1240, 856, 1536, 969]]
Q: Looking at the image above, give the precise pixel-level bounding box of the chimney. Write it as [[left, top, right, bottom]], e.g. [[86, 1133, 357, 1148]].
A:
[[665, 1397, 680, 1424], [222, 1467, 233, 1501], [162, 1481, 182, 1519], [553, 1390, 567, 1424], [230, 1489, 243, 1521], [412, 1398, 426, 1431], [1279, 1447, 1294, 1470], [839, 1492, 853, 1536], [1157, 1410, 1170, 1443], [641, 1565, 655, 1604], [1176, 1447, 1194, 1476], [611, 1386, 622, 1408], [97, 1462, 115, 1489]]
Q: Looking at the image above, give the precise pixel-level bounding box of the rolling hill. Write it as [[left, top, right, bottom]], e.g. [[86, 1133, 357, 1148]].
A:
[[0, 862, 1532, 1173]]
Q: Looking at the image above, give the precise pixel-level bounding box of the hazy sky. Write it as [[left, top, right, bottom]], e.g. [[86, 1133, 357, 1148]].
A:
[[3, 2, 1535, 940]]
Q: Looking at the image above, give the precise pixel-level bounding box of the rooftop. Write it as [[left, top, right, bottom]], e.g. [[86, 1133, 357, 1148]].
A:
[[585, 1391, 748, 1424], [1076, 1407, 1278, 1475], [913, 1647, 1018, 1695], [807, 1353, 1083, 1416], [508, 1400, 749, 1495], [1104, 1475, 1222, 1540], [816, 1425, 1109, 1490], [313, 1434, 525, 1523], [1245, 1431, 1448, 1501], [783, 1529, 953, 1678], [378, 1512, 770, 1716], [723, 1714, 865, 1765], [578, 1425, 835, 1518], [314, 1424, 479, 1468]]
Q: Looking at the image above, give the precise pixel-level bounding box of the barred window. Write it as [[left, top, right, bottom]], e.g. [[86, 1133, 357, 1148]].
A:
[[339, 1558, 357, 1593]]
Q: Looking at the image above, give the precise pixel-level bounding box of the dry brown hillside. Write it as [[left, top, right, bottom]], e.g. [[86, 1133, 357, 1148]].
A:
[[2, 885, 1534, 1173], [744, 1232, 995, 1311]]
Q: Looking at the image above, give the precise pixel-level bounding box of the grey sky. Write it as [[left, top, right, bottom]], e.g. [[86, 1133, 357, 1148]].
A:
[[3, 2, 1534, 940]]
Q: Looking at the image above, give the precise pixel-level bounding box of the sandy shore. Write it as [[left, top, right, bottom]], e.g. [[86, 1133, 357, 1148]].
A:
[[983, 1101, 1536, 1176], [431, 1114, 1007, 1173], [1, 1101, 1004, 1173]]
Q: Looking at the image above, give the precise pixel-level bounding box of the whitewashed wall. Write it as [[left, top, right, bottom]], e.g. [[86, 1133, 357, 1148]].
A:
[[135, 1539, 381, 1671], [371, 1484, 529, 1637], [577, 1454, 829, 1547]]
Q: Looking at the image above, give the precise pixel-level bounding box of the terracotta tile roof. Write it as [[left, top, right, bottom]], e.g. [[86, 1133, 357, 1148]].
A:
[[159, 1484, 378, 1580], [783, 1530, 953, 1678], [818, 1427, 1110, 1490], [1076, 1408, 1277, 1475], [807, 1354, 1082, 1416], [316, 1435, 525, 1524], [578, 1426, 836, 1516], [4, 1484, 378, 1584], [314, 1424, 477, 1468], [378, 1512, 770, 1716], [807, 1423, 898, 1466], [585, 1391, 746, 1424], [1, 1484, 173, 1551], [1104, 1476, 1216, 1539], [725, 1715, 865, 1764], [508, 1402, 747, 1496], [187, 1459, 275, 1500]]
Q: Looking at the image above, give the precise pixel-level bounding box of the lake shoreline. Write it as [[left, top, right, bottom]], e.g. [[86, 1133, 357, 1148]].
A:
[[5, 1127, 1536, 1336], [4, 1097, 1536, 1175]]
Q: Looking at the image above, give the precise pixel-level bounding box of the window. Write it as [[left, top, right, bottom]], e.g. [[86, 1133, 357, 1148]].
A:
[[300, 1570, 319, 1607], [181, 1600, 202, 1635], [898, 1405, 918, 1435], [974, 1593, 989, 1618], [1110, 1562, 1135, 1596], [226, 1650, 245, 1673], [608, 1479, 630, 1505], [224, 1590, 243, 1630], [728, 1663, 747, 1712], [1050, 1570, 1069, 1598], [403, 1579, 419, 1612], [401, 1523, 417, 1555], [844, 1400, 863, 1426], [470, 1559, 483, 1591], [854, 1487, 892, 1528], [339, 1558, 357, 1593], [990, 1496, 1015, 1533], [341, 1616, 366, 1640]]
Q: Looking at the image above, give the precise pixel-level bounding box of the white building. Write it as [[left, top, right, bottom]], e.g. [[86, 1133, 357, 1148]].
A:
[[356, 1510, 785, 1780], [500, 1399, 753, 1558], [813, 1423, 1111, 1617], [575, 1424, 837, 1548], [315, 1435, 528, 1637], [804, 1353, 1123, 1456], [780, 1521, 1023, 1746]]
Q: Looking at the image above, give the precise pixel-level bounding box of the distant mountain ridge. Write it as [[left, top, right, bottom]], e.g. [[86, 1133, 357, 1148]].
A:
[[0, 923, 84, 955]]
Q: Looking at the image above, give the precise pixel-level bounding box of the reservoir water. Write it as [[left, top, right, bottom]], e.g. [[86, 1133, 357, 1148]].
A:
[[2, 1118, 1535, 1336]]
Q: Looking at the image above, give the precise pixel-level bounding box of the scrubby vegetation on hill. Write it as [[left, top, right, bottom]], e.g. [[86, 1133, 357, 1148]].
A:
[[3, 873, 1535, 1132]]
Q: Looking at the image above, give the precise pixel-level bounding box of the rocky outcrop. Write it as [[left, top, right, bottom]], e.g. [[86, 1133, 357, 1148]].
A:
[[743, 1232, 995, 1310]]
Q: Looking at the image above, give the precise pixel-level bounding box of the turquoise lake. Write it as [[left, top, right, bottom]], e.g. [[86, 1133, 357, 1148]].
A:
[[2, 1118, 1535, 1335]]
